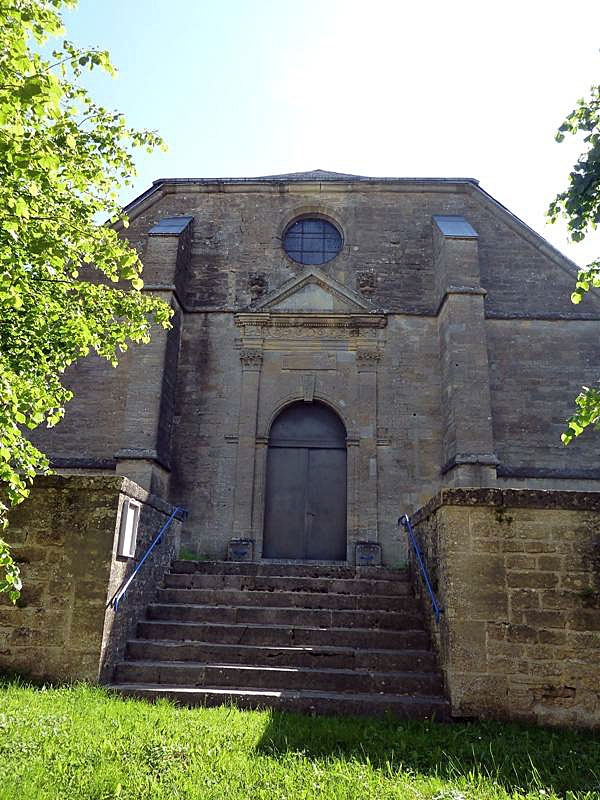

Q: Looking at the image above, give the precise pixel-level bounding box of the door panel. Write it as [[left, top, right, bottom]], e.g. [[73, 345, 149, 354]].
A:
[[305, 448, 347, 560], [262, 447, 307, 559], [262, 401, 347, 561]]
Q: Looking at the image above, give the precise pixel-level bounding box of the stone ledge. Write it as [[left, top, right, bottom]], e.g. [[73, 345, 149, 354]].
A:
[[51, 457, 117, 470], [411, 487, 600, 526], [441, 453, 499, 475], [497, 465, 600, 480], [114, 448, 171, 472]]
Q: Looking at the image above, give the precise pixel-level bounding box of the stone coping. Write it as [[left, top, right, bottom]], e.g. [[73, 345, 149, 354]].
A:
[[411, 487, 600, 526], [29, 474, 178, 518]]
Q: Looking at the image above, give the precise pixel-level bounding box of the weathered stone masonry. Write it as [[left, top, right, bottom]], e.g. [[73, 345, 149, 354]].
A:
[[30, 171, 600, 564], [0, 476, 181, 683], [4, 170, 599, 726], [412, 489, 600, 728]]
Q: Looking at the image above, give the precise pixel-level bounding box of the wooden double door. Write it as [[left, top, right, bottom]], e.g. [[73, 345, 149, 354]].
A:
[[262, 402, 347, 560]]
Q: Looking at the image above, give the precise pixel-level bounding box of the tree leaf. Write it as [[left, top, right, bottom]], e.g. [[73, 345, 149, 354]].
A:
[[0, 0, 170, 602]]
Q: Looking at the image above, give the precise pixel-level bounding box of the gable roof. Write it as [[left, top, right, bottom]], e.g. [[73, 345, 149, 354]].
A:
[[253, 169, 368, 181], [122, 171, 480, 217], [145, 169, 479, 190], [119, 170, 585, 286], [237, 169, 475, 183]]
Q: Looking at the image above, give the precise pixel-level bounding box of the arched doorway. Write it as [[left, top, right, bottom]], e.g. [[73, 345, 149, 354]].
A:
[[262, 401, 347, 560]]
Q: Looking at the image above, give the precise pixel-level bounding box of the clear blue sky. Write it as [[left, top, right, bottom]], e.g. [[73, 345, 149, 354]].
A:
[[63, 0, 600, 265]]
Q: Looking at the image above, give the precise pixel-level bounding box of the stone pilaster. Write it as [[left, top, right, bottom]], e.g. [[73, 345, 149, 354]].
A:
[[232, 348, 263, 538], [115, 217, 193, 495], [356, 349, 381, 540], [433, 215, 497, 487]]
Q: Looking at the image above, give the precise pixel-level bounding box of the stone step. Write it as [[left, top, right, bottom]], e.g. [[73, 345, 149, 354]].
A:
[[171, 560, 409, 581], [157, 587, 418, 612], [137, 620, 430, 650], [126, 639, 439, 672], [146, 603, 423, 630], [110, 684, 450, 720], [164, 572, 412, 596], [114, 660, 444, 695], [111, 560, 445, 720]]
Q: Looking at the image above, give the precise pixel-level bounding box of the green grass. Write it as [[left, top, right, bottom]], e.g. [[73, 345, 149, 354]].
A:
[[0, 681, 599, 799]]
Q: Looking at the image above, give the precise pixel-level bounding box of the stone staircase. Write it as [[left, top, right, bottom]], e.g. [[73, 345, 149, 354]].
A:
[[110, 561, 450, 720]]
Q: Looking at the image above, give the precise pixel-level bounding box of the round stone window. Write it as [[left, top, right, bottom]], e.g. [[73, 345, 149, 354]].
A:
[[283, 218, 343, 265]]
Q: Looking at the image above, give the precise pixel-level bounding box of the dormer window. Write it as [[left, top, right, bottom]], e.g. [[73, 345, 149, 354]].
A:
[[283, 218, 343, 265]]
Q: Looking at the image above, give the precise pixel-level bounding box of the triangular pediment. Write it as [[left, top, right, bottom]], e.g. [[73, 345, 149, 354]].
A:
[[253, 267, 372, 313]]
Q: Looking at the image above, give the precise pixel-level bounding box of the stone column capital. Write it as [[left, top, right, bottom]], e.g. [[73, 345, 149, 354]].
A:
[[356, 349, 381, 372], [239, 349, 263, 370]]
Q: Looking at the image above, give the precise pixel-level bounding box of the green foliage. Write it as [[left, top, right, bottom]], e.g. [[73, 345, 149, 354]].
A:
[[1, 682, 600, 799], [0, 539, 21, 602], [548, 83, 600, 444], [0, 0, 171, 600], [561, 385, 600, 445]]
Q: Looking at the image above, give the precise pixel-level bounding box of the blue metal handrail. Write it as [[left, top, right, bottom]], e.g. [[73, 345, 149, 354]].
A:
[[398, 513, 443, 624], [108, 505, 187, 612]]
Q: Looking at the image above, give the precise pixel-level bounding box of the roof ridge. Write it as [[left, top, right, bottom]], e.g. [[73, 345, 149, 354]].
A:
[[257, 168, 368, 180], [149, 174, 480, 186]]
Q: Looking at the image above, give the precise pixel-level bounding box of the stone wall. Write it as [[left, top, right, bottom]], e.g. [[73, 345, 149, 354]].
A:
[[0, 475, 181, 683], [411, 488, 600, 728], [121, 181, 593, 319], [32, 353, 125, 469], [27, 177, 600, 563], [487, 319, 600, 484]]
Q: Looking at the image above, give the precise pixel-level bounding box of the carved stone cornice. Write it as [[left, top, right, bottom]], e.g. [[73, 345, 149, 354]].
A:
[[235, 312, 387, 332]]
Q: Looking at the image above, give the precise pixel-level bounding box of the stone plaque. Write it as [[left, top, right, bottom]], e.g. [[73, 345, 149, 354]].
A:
[[281, 353, 336, 371]]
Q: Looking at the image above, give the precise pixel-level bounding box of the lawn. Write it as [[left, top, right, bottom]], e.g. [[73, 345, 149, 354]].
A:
[[0, 681, 598, 799]]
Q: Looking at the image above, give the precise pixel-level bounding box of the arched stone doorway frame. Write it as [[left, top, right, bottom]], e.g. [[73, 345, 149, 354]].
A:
[[252, 392, 360, 563], [232, 307, 387, 565]]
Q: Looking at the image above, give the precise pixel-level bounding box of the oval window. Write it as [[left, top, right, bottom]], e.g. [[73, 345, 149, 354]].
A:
[[283, 218, 343, 265]]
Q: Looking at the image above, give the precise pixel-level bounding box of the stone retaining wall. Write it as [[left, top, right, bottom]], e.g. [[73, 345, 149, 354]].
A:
[[0, 475, 181, 683], [411, 488, 600, 728]]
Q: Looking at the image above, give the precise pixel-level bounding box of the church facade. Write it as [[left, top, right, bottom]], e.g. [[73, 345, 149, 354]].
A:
[[34, 170, 600, 566]]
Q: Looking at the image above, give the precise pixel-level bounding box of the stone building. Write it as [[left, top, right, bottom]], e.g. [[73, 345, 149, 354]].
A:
[[34, 169, 600, 566], [7, 170, 598, 725]]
